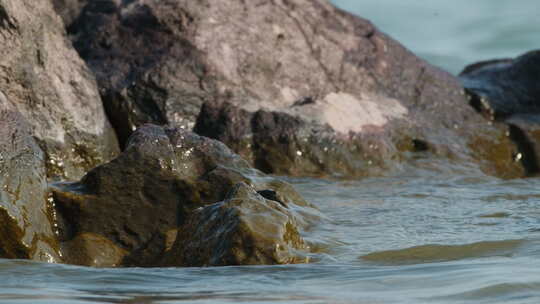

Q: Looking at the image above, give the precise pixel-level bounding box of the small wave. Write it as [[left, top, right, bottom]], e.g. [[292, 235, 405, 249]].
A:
[[360, 239, 525, 265]]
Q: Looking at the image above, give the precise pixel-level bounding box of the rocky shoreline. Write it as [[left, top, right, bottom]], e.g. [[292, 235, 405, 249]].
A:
[[1, 0, 538, 267]]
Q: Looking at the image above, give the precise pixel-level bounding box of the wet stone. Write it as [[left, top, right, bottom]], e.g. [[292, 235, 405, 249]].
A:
[[0, 109, 61, 263], [52, 124, 320, 267], [460, 50, 540, 177], [162, 182, 311, 267]]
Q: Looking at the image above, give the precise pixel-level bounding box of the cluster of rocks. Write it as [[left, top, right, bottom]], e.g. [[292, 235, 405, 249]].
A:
[[52, 124, 319, 267], [1, 0, 538, 267]]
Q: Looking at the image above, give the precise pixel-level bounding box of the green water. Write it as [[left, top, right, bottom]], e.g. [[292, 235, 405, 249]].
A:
[[2, 1, 540, 303]]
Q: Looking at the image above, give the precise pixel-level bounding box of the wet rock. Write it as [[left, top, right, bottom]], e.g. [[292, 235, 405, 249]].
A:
[[162, 183, 310, 267], [0, 108, 61, 262], [194, 101, 393, 177], [460, 51, 540, 176], [0, 0, 119, 180], [195, 99, 525, 178], [54, 0, 524, 177], [52, 124, 318, 267], [460, 50, 540, 120], [63, 233, 127, 267]]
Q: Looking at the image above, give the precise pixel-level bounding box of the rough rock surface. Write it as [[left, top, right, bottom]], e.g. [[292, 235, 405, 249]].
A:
[[56, 0, 524, 178], [0, 107, 61, 262], [460, 50, 540, 176], [52, 124, 319, 267], [0, 0, 119, 180], [162, 182, 310, 267]]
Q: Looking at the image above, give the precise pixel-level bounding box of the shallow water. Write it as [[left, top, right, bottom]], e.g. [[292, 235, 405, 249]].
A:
[[3, 162, 540, 303], [3, 2, 540, 304]]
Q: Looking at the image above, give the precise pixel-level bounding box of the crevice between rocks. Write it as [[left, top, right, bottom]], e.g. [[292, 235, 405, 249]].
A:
[[0, 5, 17, 31], [507, 124, 539, 176]]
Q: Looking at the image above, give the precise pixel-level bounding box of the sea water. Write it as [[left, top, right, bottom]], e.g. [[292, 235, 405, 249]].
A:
[[2, 1, 540, 303], [332, 0, 539, 74]]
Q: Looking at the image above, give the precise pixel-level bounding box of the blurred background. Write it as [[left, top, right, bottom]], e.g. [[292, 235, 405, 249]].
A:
[[331, 0, 539, 74]]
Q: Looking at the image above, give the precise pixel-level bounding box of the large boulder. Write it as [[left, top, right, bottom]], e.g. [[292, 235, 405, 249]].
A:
[[0, 106, 61, 262], [460, 50, 540, 176], [0, 0, 119, 180], [52, 124, 319, 267], [57, 0, 524, 178]]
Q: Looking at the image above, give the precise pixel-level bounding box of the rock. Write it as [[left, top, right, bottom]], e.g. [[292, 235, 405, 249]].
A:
[[459, 50, 540, 121], [52, 124, 319, 267], [503, 117, 540, 176], [61, 0, 216, 147], [63, 233, 127, 267], [0, 0, 119, 180], [58, 0, 523, 178], [51, 0, 87, 27], [194, 101, 391, 177], [194, 99, 525, 178], [0, 107, 61, 263], [460, 50, 540, 176], [162, 183, 310, 267]]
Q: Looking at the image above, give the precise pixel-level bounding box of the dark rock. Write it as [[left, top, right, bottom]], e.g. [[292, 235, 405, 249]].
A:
[[459, 50, 540, 121], [51, 0, 87, 27], [53, 0, 525, 178], [0, 0, 120, 180], [194, 99, 524, 178], [500, 116, 540, 176], [194, 100, 392, 177], [460, 50, 540, 176], [61, 0, 215, 148], [162, 183, 310, 267], [0, 108, 61, 262], [52, 124, 319, 267]]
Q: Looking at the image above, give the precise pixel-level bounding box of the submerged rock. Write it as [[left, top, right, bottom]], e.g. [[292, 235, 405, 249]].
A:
[[0, 109, 61, 263], [52, 124, 318, 267], [361, 239, 524, 265], [0, 0, 119, 180], [460, 50, 540, 176]]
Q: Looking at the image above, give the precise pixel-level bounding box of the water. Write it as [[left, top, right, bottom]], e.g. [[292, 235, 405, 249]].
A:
[[332, 0, 540, 74], [3, 163, 540, 303], [3, 1, 540, 303]]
